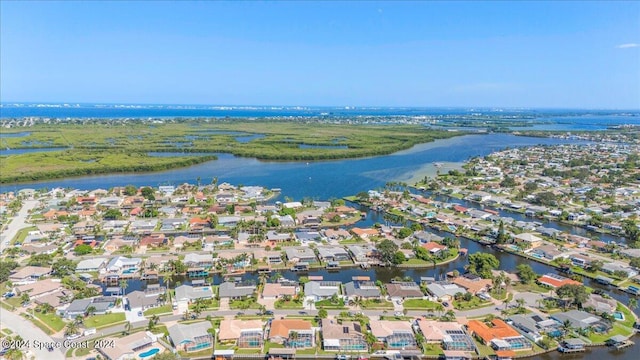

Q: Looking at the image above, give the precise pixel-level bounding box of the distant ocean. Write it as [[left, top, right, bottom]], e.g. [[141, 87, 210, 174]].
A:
[[1, 103, 638, 120]]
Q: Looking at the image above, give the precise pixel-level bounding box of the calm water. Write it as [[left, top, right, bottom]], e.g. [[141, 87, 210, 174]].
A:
[[0, 133, 589, 196]]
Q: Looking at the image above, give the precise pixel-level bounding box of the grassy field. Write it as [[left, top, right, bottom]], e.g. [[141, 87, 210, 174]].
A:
[[360, 299, 394, 309], [1, 121, 462, 183], [453, 297, 492, 310], [274, 299, 304, 309], [315, 299, 346, 309], [83, 313, 126, 329]]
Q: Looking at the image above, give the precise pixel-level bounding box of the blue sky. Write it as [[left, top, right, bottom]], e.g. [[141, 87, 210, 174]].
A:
[[1, 1, 639, 108]]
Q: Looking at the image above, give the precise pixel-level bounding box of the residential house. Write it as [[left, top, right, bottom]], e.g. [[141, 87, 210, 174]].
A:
[[385, 281, 424, 301], [9, 266, 51, 285], [268, 319, 315, 348], [347, 244, 378, 263], [174, 284, 214, 312], [551, 310, 611, 333], [452, 275, 493, 295], [15, 279, 62, 300], [316, 246, 351, 262], [583, 293, 617, 314], [168, 322, 213, 353], [343, 281, 381, 300], [127, 290, 164, 311], [513, 233, 543, 248], [466, 319, 532, 351], [96, 331, 160, 360], [61, 297, 116, 319], [106, 256, 142, 273], [529, 245, 563, 261], [602, 262, 638, 278], [426, 283, 466, 301], [369, 320, 418, 350], [218, 282, 256, 300], [184, 253, 214, 269], [285, 247, 318, 264], [76, 258, 108, 272], [321, 319, 367, 352], [218, 319, 264, 349], [537, 274, 582, 289], [507, 314, 560, 343], [304, 281, 341, 301], [416, 319, 476, 352], [262, 283, 298, 300]]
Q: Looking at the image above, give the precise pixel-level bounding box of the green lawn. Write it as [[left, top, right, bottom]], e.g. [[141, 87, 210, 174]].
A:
[[403, 299, 441, 310], [11, 226, 38, 245], [83, 313, 126, 329], [588, 322, 635, 343], [263, 341, 285, 353], [230, 298, 262, 310], [315, 298, 346, 309], [274, 299, 304, 309], [423, 343, 444, 355], [34, 311, 66, 331], [453, 297, 492, 310], [143, 305, 172, 316], [22, 314, 53, 335], [360, 299, 394, 309]]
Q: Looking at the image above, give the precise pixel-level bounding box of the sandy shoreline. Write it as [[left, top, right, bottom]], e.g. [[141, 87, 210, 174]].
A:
[[394, 161, 465, 184]]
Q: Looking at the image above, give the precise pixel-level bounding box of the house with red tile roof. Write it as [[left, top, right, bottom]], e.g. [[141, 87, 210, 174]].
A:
[[537, 273, 582, 288]]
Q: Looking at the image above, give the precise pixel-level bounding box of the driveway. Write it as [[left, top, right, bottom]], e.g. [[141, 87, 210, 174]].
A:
[[0, 307, 64, 360], [125, 307, 146, 323], [219, 298, 230, 311]]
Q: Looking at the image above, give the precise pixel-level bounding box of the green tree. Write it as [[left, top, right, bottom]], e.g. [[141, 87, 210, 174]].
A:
[[64, 322, 79, 337], [516, 264, 538, 284], [318, 309, 328, 319], [377, 239, 400, 265], [74, 244, 93, 255], [0, 260, 19, 282], [397, 227, 413, 239], [555, 284, 588, 309], [52, 258, 77, 277], [103, 209, 123, 220], [123, 185, 137, 196], [468, 253, 500, 279], [393, 251, 406, 265], [140, 186, 155, 200], [628, 298, 638, 312]]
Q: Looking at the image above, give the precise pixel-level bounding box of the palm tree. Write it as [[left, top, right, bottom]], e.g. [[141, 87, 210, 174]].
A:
[[119, 279, 128, 299], [515, 298, 525, 309], [65, 322, 79, 336], [503, 297, 511, 310], [561, 319, 573, 337], [74, 315, 84, 325], [85, 305, 97, 317], [306, 298, 314, 310], [628, 298, 638, 312], [289, 331, 299, 348], [124, 321, 132, 335]]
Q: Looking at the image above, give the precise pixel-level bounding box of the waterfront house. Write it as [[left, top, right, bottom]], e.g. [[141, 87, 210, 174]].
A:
[[174, 284, 214, 312], [324, 228, 352, 241], [218, 319, 264, 349], [529, 244, 563, 261], [321, 319, 367, 352], [265, 251, 283, 265], [262, 283, 298, 300], [316, 246, 351, 262], [537, 273, 582, 288], [466, 319, 532, 351], [343, 280, 381, 300], [96, 331, 160, 360], [583, 293, 617, 314], [369, 320, 418, 350], [285, 247, 318, 263], [351, 227, 379, 240], [570, 254, 591, 268], [107, 256, 142, 273], [218, 281, 256, 300], [76, 258, 108, 272], [551, 310, 611, 333], [422, 242, 448, 255], [413, 231, 443, 244], [184, 253, 214, 268], [266, 230, 294, 244], [346, 244, 378, 263], [268, 319, 315, 348], [602, 262, 638, 278], [8, 266, 51, 285], [304, 281, 341, 301], [168, 322, 213, 353], [507, 314, 560, 343], [386, 281, 424, 300], [513, 233, 543, 248]]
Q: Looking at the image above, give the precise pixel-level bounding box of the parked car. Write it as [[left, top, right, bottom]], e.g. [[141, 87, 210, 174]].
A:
[[137, 311, 143, 317]]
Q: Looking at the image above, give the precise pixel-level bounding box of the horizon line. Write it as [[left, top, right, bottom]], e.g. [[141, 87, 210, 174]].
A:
[[1, 101, 639, 112]]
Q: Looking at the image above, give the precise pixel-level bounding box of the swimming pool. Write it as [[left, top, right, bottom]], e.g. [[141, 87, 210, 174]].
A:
[[139, 348, 160, 358], [613, 311, 625, 321]]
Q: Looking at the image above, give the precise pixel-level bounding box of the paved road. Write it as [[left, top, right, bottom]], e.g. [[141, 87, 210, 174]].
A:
[[0, 199, 39, 253], [0, 307, 65, 360]]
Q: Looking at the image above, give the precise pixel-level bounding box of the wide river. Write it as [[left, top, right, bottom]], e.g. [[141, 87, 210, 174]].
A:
[[3, 132, 639, 359]]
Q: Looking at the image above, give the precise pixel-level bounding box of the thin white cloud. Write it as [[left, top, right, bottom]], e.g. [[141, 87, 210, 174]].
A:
[[616, 43, 639, 49]]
